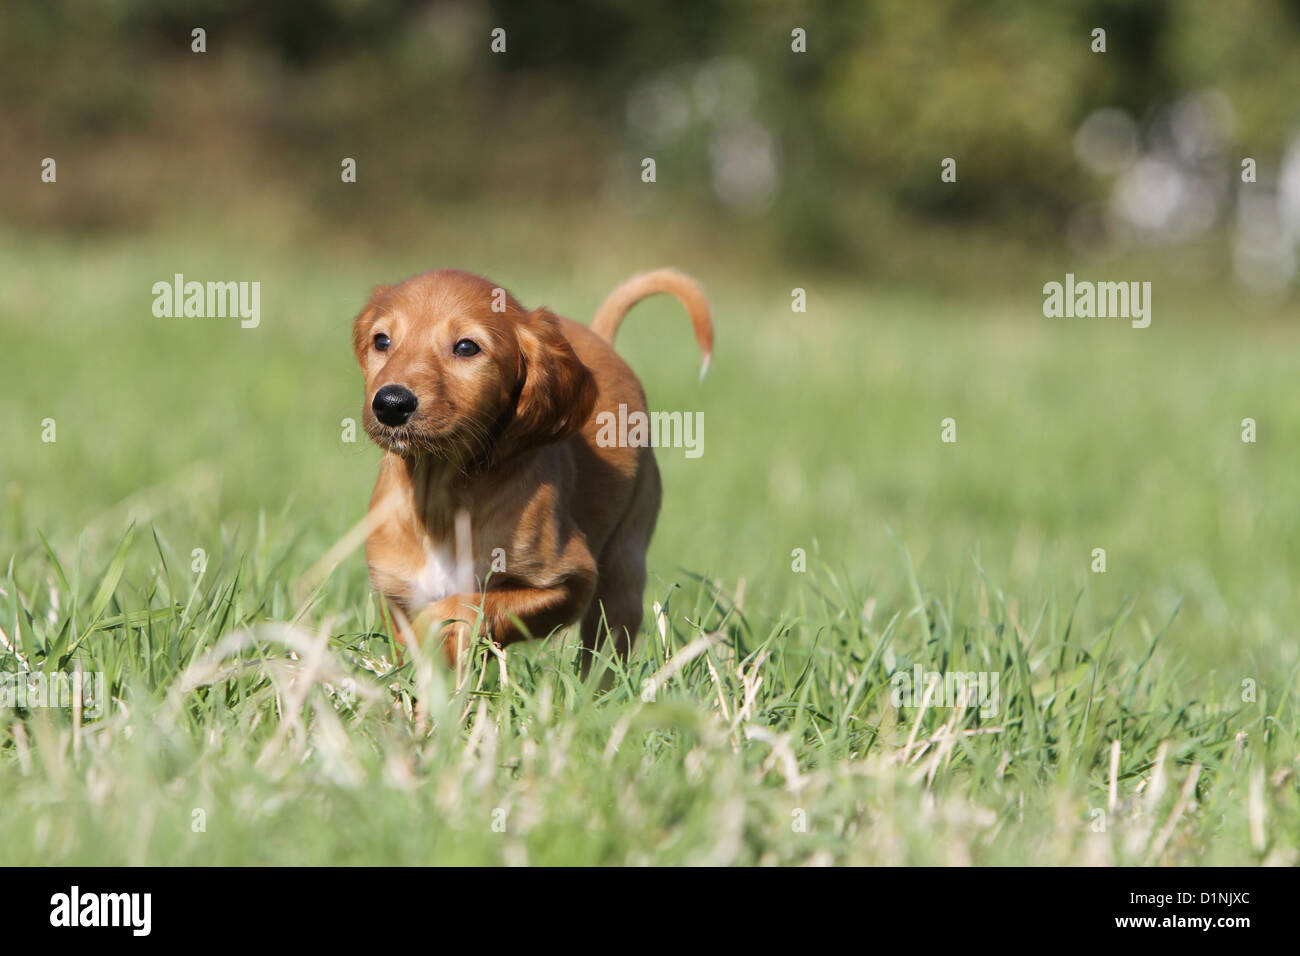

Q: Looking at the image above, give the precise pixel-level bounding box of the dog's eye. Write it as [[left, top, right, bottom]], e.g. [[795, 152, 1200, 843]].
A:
[[453, 338, 481, 357], [373, 333, 390, 351]]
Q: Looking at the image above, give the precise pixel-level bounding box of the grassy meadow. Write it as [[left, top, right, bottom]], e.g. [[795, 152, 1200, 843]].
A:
[[1, 220, 1297, 865]]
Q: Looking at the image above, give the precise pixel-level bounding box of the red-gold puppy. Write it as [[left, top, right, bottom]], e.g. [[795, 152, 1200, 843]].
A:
[[352, 269, 712, 668]]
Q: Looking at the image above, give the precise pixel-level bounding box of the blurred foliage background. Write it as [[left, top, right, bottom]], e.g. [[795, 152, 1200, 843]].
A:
[[4, 0, 1300, 290]]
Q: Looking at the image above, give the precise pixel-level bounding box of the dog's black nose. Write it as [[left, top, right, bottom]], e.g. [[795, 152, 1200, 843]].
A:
[[372, 385, 418, 426]]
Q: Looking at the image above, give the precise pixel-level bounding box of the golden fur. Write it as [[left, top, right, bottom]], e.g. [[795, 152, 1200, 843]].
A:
[[352, 268, 712, 667]]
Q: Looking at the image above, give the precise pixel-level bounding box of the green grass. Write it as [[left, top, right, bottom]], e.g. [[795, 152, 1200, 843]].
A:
[[1, 223, 1297, 864]]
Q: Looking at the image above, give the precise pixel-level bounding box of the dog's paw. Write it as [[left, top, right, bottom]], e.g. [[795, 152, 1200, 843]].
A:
[[411, 598, 479, 667]]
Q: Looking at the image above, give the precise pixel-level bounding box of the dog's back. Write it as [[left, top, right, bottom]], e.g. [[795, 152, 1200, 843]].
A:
[[560, 272, 711, 660]]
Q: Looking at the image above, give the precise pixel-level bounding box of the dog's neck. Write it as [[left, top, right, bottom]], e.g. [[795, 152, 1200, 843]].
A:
[[387, 430, 544, 539], [392, 453, 464, 536], [390, 450, 507, 538]]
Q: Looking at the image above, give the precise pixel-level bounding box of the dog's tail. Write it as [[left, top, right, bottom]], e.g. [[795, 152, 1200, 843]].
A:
[[591, 269, 713, 380]]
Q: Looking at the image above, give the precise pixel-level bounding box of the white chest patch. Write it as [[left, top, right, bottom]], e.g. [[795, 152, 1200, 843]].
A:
[[407, 541, 469, 609]]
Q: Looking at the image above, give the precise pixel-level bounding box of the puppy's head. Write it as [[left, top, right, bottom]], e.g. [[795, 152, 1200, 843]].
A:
[[353, 270, 596, 464]]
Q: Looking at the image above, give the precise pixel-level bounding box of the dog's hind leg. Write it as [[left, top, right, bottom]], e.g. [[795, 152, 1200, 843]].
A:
[[580, 454, 660, 677]]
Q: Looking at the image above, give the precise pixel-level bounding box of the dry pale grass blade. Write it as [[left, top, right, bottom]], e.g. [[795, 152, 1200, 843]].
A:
[[743, 724, 808, 793], [0, 620, 31, 671], [728, 649, 767, 732], [256, 621, 339, 769], [643, 631, 724, 698], [1232, 731, 1247, 767], [996, 750, 1012, 779], [1146, 741, 1169, 812], [604, 630, 724, 762], [385, 602, 448, 735], [703, 653, 731, 722], [1149, 762, 1202, 861], [652, 601, 667, 649], [71, 661, 82, 765], [1124, 739, 1169, 858], [898, 675, 938, 764], [292, 488, 403, 619], [1108, 739, 1121, 814], [912, 683, 970, 788], [164, 620, 387, 759], [11, 722, 31, 775], [461, 697, 491, 769], [1249, 764, 1267, 853], [488, 640, 511, 694], [461, 696, 501, 793]]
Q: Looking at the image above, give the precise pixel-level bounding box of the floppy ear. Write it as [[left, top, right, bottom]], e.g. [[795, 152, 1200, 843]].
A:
[[498, 308, 597, 458], [352, 284, 393, 363]]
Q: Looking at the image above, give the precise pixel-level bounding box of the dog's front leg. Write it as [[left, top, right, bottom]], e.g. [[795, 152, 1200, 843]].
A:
[[412, 576, 595, 666]]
